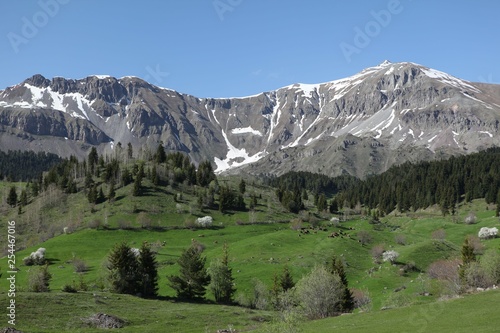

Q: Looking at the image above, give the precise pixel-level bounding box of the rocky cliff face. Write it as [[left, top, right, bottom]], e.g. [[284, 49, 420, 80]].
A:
[[1, 61, 499, 177]]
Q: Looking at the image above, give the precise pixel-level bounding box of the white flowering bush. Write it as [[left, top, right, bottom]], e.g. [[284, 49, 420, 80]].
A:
[[196, 216, 213, 228], [382, 250, 399, 263], [23, 247, 46, 266], [478, 227, 498, 240]]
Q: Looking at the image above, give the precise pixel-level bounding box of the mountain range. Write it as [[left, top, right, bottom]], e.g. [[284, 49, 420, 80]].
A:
[[1, 61, 499, 178]]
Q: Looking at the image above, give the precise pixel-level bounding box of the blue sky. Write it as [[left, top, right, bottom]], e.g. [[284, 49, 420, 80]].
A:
[[0, 0, 498, 98]]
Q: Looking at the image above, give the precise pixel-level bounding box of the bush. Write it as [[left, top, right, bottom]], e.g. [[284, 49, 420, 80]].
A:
[[352, 289, 371, 312], [295, 265, 344, 319], [478, 227, 498, 239], [62, 284, 78, 293], [88, 219, 102, 229], [464, 212, 477, 224], [431, 229, 446, 241], [329, 217, 340, 227], [23, 248, 46, 266], [196, 216, 213, 228], [28, 265, 51, 292], [427, 258, 461, 296], [480, 249, 500, 285], [117, 219, 133, 230], [395, 234, 406, 245], [290, 218, 303, 231], [371, 244, 385, 263], [466, 235, 485, 255], [463, 262, 491, 289], [382, 250, 399, 264], [73, 258, 89, 273], [357, 230, 373, 245]]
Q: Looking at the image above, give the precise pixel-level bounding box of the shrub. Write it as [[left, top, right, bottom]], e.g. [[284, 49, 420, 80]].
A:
[[296, 265, 344, 319], [480, 249, 500, 285], [357, 230, 373, 245], [88, 219, 102, 229], [395, 234, 406, 245], [478, 227, 498, 239], [290, 218, 303, 231], [382, 250, 399, 264], [464, 212, 477, 224], [466, 235, 485, 255], [251, 279, 270, 310], [28, 265, 51, 292], [62, 284, 78, 293], [23, 248, 46, 266], [329, 217, 340, 227], [196, 216, 213, 228], [371, 244, 385, 263], [352, 289, 372, 312], [117, 219, 133, 230], [463, 262, 491, 289], [427, 258, 461, 296], [73, 258, 89, 273], [431, 228, 446, 241]]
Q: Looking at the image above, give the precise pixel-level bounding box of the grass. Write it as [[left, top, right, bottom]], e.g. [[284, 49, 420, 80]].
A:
[[1, 175, 500, 332]]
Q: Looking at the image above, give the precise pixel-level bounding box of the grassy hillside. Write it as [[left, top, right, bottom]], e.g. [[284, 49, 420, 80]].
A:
[[1, 170, 500, 332]]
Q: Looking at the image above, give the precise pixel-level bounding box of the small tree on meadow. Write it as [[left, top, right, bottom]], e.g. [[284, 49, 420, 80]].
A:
[[329, 256, 354, 313], [296, 265, 344, 319], [168, 243, 210, 300], [208, 243, 235, 304], [28, 264, 51, 292], [459, 237, 476, 285], [280, 265, 295, 292], [138, 242, 158, 298], [7, 186, 17, 207], [107, 242, 140, 295]]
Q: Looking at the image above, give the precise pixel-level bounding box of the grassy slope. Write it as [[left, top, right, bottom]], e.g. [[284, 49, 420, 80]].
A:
[[1, 176, 500, 332]]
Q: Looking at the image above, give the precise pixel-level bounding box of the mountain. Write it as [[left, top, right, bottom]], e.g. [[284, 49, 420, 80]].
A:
[[1, 61, 500, 178]]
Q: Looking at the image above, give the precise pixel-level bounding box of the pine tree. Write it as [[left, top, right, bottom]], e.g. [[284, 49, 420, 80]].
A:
[[88, 147, 98, 175], [107, 242, 140, 295], [280, 265, 295, 291], [155, 144, 167, 164], [127, 142, 133, 160], [108, 181, 116, 202], [88, 185, 98, 204], [138, 242, 158, 298], [208, 243, 235, 304], [168, 244, 210, 300], [239, 179, 246, 194], [133, 165, 144, 196], [151, 164, 159, 186], [19, 188, 28, 207], [7, 186, 17, 207], [329, 256, 354, 313], [459, 237, 476, 284]]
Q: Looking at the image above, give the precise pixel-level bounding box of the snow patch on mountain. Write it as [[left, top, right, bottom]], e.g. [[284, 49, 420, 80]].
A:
[[231, 127, 263, 136], [214, 129, 265, 173]]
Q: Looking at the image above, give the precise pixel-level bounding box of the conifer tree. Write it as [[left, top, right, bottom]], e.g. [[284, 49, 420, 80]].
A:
[[459, 237, 477, 284], [329, 256, 354, 313], [168, 243, 210, 300], [280, 265, 295, 291], [239, 179, 246, 194], [138, 242, 158, 298], [7, 186, 17, 207], [107, 242, 140, 295], [108, 181, 116, 202], [88, 184, 98, 204], [208, 243, 235, 304]]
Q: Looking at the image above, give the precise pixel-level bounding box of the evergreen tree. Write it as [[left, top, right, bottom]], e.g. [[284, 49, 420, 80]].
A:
[[121, 168, 133, 186], [19, 188, 28, 207], [7, 186, 17, 207], [98, 187, 105, 203], [108, 181, 116, 202], [138, 242, 158, 298], [31, 181, 39, 197], [132, 164, 144, 196], [88, 184, 98, 204], [151, 164, 159, 186], [317, 193, 327, 212], [280, 265, 295, 291], [155, 144, 167, 164], [168, 244, 210, 300], [239, 179, 246, 194], [88, 147, 98, 175], [329, 256, 354, 313], [196, 160, 216, 187], [208, 243, 235, 304], [127, 142, 134, 160], [459, 237, 476, 284], [107, 242, 140, 295]]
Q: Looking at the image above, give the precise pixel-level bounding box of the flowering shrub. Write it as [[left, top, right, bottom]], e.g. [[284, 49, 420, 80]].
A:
[[130, 248, 140, 257], [23, 248, 46, 266], [196, 216, 213, 228], [478, 227, 498, 240], [382, 250, 399, 263]]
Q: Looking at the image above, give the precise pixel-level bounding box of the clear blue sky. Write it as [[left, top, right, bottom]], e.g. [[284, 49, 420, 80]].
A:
[[0, 0, 498, 98]]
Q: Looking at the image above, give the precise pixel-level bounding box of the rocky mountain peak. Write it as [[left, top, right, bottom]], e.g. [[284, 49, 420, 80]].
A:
[[1, 62, 500, 178]]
